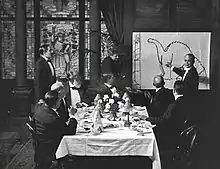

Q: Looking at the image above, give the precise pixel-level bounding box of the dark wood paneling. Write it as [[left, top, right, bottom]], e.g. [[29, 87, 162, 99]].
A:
[[134, 0, 169, 30], [134, 0, 212, 30]]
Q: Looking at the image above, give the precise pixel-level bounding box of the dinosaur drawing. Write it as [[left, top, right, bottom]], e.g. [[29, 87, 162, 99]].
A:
[[147, 38, 207, 84]]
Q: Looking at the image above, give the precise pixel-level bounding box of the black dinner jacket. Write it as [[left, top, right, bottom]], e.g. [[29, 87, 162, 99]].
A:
[[57, 98, 69, 123], [163, 96, 189, 138], [173, 66, 199, 94], [149, 87, 174, 119], [34, 57, 56, 102], [33, 103, 77, 158], [65, 82, 91, 107]]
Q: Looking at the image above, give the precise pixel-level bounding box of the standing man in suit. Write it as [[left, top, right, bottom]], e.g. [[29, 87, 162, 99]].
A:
[[34, 44, 56, 103], [165, 53, 199, 97]]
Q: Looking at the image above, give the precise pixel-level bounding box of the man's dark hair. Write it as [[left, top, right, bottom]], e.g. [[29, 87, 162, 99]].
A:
[[102, 73, 114, 84], [44, 90, 59, 107], [173, 80, 184, 95], [187, 53, 195, 64], [39, 44, 50, 55]]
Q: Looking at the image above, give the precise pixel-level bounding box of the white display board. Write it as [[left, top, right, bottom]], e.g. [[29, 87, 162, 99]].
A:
[[132, 32, 210, 89]]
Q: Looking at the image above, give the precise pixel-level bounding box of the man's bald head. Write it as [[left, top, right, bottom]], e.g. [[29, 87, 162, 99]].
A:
[[51, 82, 65, 98], [153, 75, 165, 88]]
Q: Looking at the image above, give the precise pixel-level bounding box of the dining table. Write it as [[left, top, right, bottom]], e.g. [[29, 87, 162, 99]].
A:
[[56, 106, 161, 169]]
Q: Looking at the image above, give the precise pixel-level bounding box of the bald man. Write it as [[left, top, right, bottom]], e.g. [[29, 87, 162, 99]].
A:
[[148, 75, 174, 122]]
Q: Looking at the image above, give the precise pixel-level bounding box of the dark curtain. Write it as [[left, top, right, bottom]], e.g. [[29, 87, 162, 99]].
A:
[[99, 0, 124, 47]]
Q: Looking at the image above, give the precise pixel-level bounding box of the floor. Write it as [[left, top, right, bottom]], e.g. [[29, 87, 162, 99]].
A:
[[0, 116, 34, 169]]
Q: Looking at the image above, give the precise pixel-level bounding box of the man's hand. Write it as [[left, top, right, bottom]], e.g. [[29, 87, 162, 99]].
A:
[[165, 62, 172, 68]]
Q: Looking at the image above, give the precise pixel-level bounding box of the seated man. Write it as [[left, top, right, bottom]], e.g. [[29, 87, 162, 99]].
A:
[[99, 73, 124, 99], [32, 90, 77, 168], [146, 80, 189, 151], [146, 75, 174, 123], [66, 72, 91, 108], [145, 75, 174, 142], [51, 81, 70, 124]]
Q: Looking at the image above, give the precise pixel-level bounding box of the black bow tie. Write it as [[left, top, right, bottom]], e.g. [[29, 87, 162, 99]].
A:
[[71, 87, 80, 90], [47, 59, 52, 63]]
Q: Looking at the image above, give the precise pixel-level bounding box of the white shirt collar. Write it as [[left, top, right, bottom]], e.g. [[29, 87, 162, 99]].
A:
[[41, 55, 48, 61], [155, 87, 162, 92], [174, 94, 183, 100], [184, 67, 191, 72], [51, 108, 60, 117], [69, 81, 74, 87], [104, 83, 112, 88]]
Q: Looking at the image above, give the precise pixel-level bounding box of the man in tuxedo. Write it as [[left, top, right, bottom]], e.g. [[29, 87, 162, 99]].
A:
[[147, 80, 190, 151], [33, 90, 77, 168], [98, 73, 123, 100], [34, 44, 56, 103], [66, 72, 91, 108], [166, 53, 199, 97]]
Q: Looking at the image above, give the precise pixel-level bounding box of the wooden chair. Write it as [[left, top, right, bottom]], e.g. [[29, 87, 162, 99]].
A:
[[26, 122, 38, 149], [160, 124, 199, 169]]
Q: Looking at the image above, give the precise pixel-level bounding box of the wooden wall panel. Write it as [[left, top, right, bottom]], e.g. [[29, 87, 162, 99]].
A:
[[134, 0, 213, 30], [134, 0, 169, 30]]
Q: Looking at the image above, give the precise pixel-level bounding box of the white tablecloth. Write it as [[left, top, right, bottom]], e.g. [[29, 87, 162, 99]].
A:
[[56, 127, 161, 169]]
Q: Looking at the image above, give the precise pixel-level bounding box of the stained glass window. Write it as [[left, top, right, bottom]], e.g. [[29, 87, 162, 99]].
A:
[[27, 21, 35, 79], [85, 0, 90, 18], [85, 21, 90, 80], [40, 0, 78, 18], [1, 21, 16, 79], [0, 0, 111, 80], [26, 0, 34, 18], [40, 20, 79, 77], [0, 0, 15, 17]]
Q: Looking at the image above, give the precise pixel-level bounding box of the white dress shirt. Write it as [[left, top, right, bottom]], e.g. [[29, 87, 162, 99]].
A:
[[182, 67, 191, 80], [174, 94, 183, 100], [171, 66, 191, 81], [41, 55, 55, 77], [69, 81, 81, 107]]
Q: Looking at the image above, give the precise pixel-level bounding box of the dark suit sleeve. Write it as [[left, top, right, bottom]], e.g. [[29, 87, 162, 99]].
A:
[[67, 118, 78, 135], [146, 102, 175, 124], [184, 69, 199, 92], [35, 60, 51, 101], [173, 67, 185, 77]]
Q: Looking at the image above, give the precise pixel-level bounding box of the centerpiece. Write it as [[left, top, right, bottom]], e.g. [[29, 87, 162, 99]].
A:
[[91, 95, 104, 135], [122, 92, 132, 127]]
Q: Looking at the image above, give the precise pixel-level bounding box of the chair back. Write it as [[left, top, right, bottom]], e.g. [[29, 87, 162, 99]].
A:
[[26, 122, 39, 149], [175, 124, 199, 167]]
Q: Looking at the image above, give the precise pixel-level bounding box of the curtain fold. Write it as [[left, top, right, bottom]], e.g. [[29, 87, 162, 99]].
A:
[[99, 0, 124, 47]]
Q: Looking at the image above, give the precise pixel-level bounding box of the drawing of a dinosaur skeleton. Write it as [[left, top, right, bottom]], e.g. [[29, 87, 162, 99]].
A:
[[147, 38, 207, 83]]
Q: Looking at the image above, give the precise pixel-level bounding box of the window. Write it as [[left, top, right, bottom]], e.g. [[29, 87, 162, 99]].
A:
[[0, 0, 111, 80], [0, 0, 16, 79]]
